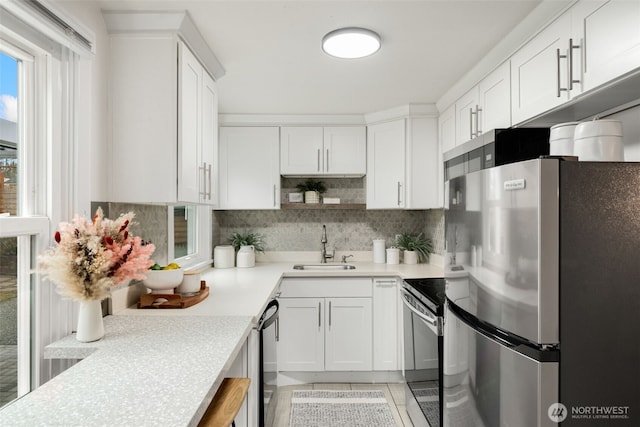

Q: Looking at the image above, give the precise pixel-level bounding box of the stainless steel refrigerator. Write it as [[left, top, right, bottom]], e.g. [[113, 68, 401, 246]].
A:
[[444, 157, 640, 426]]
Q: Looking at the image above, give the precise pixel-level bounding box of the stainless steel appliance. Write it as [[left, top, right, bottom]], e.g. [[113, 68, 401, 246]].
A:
[[257, 299, 279, 427], [402, 278, 445, 427], [444, 156, 640, 426]]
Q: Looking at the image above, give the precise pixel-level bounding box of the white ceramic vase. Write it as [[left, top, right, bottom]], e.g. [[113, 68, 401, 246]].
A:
[[403, 250, 418, 265], [237, 245, 256, 268], [76, 299, 104, 342]]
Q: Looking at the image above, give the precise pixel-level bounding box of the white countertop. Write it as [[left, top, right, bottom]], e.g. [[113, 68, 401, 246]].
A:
[[0, 260, 442, 426], [119, 261, 444, 319], [0, 315, 253, 427]]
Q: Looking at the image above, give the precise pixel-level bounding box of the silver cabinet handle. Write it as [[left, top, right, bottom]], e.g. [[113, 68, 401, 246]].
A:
[[475, 105, 482, 135], [326, 148, 329, 172], [317, 149, 321, 172], [206, 163, 212, 200], [275, 317, 279, 342], [556, 48, 568, 97], [568, 38, 581, 90], [469, 107, 476, 139], [397, 181, 403, 206], [199, 163, 206, 198], [329, 301, 332, 328], [318, 301, 321, 328], [375, 280, 396, 286], [273, 185, 276, 207]]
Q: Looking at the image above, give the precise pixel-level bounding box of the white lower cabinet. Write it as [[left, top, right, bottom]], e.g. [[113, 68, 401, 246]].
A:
[[372, 278, 400, 371], [277, 278, 373, 372], [324, 298, 373, 371], [277, 297, 325, 371]]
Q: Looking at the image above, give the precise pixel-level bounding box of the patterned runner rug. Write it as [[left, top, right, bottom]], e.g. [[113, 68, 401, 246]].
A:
[[289, 390, 396, 427]]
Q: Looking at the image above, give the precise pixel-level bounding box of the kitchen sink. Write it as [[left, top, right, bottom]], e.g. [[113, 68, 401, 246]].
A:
[[293, 264, 356, 270]]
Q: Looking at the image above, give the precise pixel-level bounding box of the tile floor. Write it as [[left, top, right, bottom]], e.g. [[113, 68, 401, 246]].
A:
[[270, 383, 413, 427]]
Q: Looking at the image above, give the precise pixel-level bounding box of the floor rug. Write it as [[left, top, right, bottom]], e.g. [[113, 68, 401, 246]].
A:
[[289, 390, 396, 427]]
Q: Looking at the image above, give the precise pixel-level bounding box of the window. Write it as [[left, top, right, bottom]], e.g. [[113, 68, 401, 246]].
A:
[[1, 0, 95, 395], [169, 205, 211, 270]]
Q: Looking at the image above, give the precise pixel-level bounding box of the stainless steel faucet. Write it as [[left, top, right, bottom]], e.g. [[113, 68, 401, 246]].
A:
[[321, 225, 334, 263]]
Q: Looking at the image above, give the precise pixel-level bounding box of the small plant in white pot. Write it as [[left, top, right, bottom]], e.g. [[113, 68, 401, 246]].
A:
[[296, 178, 327, 204], [396, 233, 433, 264], [228, 231, 265, 268]]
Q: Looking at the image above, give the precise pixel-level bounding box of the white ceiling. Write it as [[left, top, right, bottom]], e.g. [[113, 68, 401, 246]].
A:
[[97, 0, 544, 115]]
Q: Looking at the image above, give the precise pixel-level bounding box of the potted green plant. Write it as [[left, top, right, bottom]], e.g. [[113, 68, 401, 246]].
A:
[[395, 232, 433, 264], [228, 231, 265, 268], [228, 231, 265, 252], [296, 178, 327, 204]]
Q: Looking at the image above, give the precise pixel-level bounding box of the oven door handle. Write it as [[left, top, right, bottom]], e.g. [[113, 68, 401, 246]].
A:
[[400, 289, 438, 327]]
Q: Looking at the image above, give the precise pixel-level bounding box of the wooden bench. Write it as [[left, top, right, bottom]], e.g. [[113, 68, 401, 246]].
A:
[[198, 378, 251, 427]]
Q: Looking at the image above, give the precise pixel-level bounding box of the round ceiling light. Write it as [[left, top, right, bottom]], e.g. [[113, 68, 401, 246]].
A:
[[322, 27, 381, 59]]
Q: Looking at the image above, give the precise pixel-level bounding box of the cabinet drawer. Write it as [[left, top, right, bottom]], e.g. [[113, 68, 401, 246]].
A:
[[280, 278, 372, 298]]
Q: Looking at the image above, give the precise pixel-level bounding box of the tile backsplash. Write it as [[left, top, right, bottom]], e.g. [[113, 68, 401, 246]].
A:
[[215, 208, 444, 255], [94, 202, 445, 265]]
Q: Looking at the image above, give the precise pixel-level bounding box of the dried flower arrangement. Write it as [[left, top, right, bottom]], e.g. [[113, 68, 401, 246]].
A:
[[38, 207, 155, 301]]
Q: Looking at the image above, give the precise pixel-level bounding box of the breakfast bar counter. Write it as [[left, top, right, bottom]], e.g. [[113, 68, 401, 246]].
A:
[[0, 260, 443, 426]]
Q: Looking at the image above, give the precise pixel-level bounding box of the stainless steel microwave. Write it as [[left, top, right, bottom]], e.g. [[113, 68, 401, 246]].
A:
[[443, 128, 550, 181]]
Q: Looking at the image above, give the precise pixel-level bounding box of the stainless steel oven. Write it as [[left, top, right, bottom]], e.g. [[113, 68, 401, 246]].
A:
[[401, 278, 445, 427], [257, 299, 279, 427]]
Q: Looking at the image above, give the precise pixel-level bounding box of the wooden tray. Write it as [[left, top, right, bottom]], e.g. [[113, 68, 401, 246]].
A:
[[138, 280, 209, 309]]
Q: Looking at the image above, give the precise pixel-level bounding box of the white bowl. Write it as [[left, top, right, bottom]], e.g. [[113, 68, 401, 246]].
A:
[[144, 269, 184, 294]]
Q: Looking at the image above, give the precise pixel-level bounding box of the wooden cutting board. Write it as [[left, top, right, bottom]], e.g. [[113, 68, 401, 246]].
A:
[[138, 281, 209, 309]]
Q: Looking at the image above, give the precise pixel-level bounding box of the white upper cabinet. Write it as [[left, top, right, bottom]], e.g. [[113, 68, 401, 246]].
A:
[[571, 0, 640, 94], [219, 127, 280, 210], [511, 12, 572, 125], [280, 126, 366, 176], [367, 106, 441, 210], [453, 61, 511, 146], [104, 12, 222, 205], [455, 86, 480, 145], [478, 61, 511, 132], [366, 120, 406, 209], [178, 42, 218, 205], [439, 104, 456, 155]]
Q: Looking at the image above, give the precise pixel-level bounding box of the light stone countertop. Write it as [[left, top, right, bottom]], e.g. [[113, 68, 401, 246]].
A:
[[0, 260, 443, 426], [118, 261, 445, 319], [0, 315, 254, 427]]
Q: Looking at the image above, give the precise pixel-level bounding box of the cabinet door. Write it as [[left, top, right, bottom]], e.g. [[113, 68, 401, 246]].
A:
[[280, 127, 323, 175], [323, 127, 366, 175], [479, 61, 511, 132], [373, 279, 399, 371], [573, 0, 640, 93], [324, 298, 372, 371], [511, 12, 571, 125], [178, 42, 201, 204], [277, 298, 324, 372], [219, 127, 280, 209], [455, 86, 480, 144], [201, 71, 218, 206], [439, 104, 456, 155], [366, 120, 405, 209]]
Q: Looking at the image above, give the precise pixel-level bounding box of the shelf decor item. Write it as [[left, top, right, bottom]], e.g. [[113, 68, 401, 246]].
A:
[[295, 178, 327, 204], [38, 207, 155, 342], [395, 232, 434, 264]]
